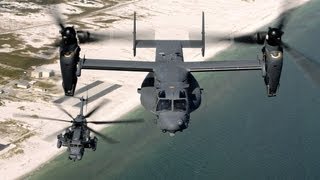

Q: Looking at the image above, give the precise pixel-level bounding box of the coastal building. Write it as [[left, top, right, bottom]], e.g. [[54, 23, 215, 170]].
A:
[[42, 70, 55, 78], [34, 87, 47, 92], [31, 71, 42, 78], [31, 69, 55, 79], [16, 82, 30, 89], [29, 80, 37, 85]]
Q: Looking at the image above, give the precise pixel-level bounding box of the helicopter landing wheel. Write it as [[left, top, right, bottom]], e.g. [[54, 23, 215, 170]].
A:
[[92, 137, 98, 151], [57, 140, 62, 148]]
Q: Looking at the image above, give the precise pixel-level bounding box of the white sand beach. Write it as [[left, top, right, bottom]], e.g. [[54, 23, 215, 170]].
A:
[[0, 0, 309, 179]]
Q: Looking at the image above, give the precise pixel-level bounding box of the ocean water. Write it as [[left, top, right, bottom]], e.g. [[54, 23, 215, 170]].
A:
[[26, 1, 320, 179]]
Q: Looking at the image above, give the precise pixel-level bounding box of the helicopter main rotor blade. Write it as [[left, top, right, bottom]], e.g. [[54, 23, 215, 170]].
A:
[[86, 126, 119, 144], [84, 100, 108, 118], [56, 105, 75, 120], [87, 119, 144, 125], [14, 114, 72, 123], [43, 125, 72, 142], [282, 42, 320, 88]]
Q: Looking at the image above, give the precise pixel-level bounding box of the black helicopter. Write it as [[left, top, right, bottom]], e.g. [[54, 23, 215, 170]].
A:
[[17, 97, 143, 161], [55, 7, 319, 135]]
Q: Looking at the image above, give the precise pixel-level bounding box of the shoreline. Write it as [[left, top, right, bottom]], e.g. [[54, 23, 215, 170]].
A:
[[0, 0, 310, 179]]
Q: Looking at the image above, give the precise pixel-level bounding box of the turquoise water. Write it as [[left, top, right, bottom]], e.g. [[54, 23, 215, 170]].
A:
[[26, 1, 320, 179]]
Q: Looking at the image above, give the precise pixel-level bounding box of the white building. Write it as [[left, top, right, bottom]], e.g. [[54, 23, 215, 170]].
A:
[[34, 87, 47, 92], [31, 69, 54, 78], [31, 71, 42, 78], [42, 70, 55, 78], [16, 82, 30, 89], [29, 80, 37, 85]]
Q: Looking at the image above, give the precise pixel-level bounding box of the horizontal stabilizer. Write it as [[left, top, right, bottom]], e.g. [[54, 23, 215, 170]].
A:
[[135, 40, 203, 48], [133, 12, 205, 56]]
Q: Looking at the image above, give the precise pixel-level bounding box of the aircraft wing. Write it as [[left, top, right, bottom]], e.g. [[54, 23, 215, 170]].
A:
[[82, 59, 155, 72], [81, 59, 261, 73], [184, 60, 262, 72]]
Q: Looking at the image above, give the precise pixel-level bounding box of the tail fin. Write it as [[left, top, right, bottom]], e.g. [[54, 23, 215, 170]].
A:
[[201, 11, 205, 57], [133, 11, 137, 56]]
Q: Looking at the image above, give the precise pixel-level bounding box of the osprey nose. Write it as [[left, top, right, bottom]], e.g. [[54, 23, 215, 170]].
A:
[[158, 113, 189, 133]]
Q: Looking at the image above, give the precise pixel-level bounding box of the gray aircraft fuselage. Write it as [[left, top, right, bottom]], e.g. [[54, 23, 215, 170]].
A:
[[138, 41, 202, 134]]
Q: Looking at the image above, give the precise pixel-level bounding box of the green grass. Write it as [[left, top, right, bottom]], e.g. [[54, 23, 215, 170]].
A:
[[0, 67, 24, 79], [0, 33, 24, 48], [35, 81, 55, 89], [0, 119, 29, 135], [0, 32, 57, 84], [15, 0, 65, 5], [0, 100, 5, 106], [0, 53, 55, 70], [0, 33, 56, 70]]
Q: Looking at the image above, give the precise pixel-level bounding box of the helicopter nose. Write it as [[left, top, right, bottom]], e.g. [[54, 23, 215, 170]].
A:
[[158, 112, 189, 133], [69, 154, 77, 160]]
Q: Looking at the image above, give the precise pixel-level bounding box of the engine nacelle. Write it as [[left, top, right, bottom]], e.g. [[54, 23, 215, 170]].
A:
[[261, 45, 283, 97], [187, 73, 201, 112], [60, 45, 80, 96]]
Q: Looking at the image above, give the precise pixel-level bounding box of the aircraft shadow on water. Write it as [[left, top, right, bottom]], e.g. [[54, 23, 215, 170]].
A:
[[54, 6, 319, 136]]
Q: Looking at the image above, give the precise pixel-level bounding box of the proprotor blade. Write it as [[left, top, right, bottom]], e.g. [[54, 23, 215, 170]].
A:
[[50, 7, 65, 30], [76, 31, 110, 44], [200, 31, 267, 45], [232, 31, 267, 45], [276, 4, 299, 31], [282, 42, 320, 88], [77, 29, 153, 44]]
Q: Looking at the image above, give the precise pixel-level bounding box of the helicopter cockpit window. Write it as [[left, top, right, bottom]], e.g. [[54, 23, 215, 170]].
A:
[[174, 99, 187, 111], [156, 99, 172, 111], [179, 91, 186, 98], [158, 91, 166, 98]]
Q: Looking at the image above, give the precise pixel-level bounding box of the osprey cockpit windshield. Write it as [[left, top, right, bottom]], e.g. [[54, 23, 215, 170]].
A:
[[156, 99, 172, 111], [156, 90, 188, 112]]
